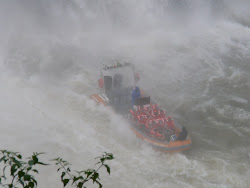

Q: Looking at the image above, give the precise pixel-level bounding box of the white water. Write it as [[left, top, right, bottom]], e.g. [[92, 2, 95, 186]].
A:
[[0, 0, 250, 187]]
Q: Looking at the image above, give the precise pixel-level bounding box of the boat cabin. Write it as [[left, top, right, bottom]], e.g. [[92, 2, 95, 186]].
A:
[[99, 63, 145, 113]]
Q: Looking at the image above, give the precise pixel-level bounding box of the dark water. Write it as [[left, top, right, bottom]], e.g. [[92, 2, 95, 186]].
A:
[[0, 0, 249, 187]]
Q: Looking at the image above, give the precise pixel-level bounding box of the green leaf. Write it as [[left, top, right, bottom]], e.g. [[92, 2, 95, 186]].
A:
[[96, 180, 103, 188], [28, 160, 34, 166], [61, 172, 66, 180], [85, 170, 93, 178], [73, 176, 83, 184], [27, 167, 32, 172], [28, 181, 34, 188], [12, 158, 22, 167], [63, 179, 70, 187], [32, 169, 39, 174], [17, 154, 22, 159], [105, 153, 114, 160], [92, 172, 99, 182], [18, 170, 25, 179], [106, 155, 113, 160], [51, 157, 60, 161], [11, 165, 17, 176], [100, 158, 105, 163], [32, 155, 38, 164], [24, 175, 31, 181], [31, 177, 37, 186], [77, 182, 83, 188], [0, 156, 6, 162], [104, 164, 110, 174], [37, 162, 48, 166]]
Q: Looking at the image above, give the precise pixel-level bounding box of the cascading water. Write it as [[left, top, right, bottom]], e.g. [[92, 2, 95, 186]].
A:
[[0, 0, 249, 187]]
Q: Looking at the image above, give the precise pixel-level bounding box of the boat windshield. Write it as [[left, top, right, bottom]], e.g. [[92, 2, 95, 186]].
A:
[[102, 65, 136, 89], [101, 64, 136, 113]]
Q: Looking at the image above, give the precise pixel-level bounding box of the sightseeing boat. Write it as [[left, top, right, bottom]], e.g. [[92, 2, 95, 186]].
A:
[[90, 62, 192, 152]]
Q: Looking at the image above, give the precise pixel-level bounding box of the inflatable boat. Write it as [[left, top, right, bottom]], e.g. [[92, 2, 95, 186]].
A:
[[90, 62, 192, 152]]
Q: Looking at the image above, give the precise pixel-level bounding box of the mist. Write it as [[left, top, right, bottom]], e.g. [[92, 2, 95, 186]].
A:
[[0, 0, 249, 187]]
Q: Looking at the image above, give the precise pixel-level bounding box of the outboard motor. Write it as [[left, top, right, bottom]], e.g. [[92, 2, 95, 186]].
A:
[[178, 127, 188, 141]]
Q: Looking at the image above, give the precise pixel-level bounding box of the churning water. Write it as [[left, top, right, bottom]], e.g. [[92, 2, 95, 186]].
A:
[[0, 0, 249, 187]]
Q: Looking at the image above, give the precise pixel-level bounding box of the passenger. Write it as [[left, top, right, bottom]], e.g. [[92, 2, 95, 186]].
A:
[[139, 105, 145, 115], [137, 116, 144, 129], [163, 128, 171, 142], [133, 105, 138, 111], [143, 115, 148, 124], [145, 121, 152, 131], [148, 108, 154, 116], [159, 109, 166, 119], [136, 106, 140, 113], [146, 114, 151, 120], [153, 105, 159, 113], [131, 86, 141, 107], [129, 108, 136, 117], [158, 120, 164, 128], [156, 129, 165, 140], [150, 104, 156, 111], [153, 112, 159, 119], [151, 121, 158, 130], [144, 106, 150, 112], [163, 120, 168, 129], [167, 116, 175, 130], [150, 128, 157, 138]]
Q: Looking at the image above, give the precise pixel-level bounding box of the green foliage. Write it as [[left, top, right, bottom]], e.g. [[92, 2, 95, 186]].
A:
[[0, 150, 48, 188], [0, 150, 114, 188], [52, 152, 114, 188]]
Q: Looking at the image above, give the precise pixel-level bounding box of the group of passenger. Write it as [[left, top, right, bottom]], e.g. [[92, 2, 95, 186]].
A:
[[129, 104, 178, 141]]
